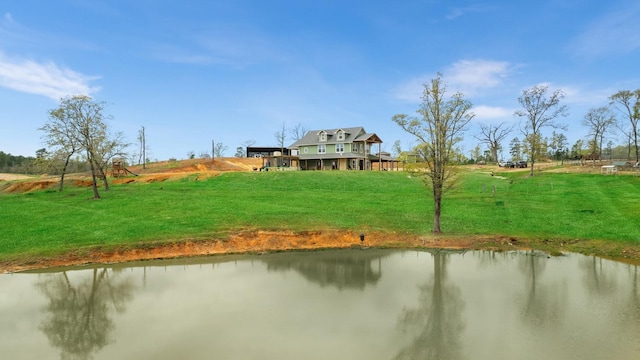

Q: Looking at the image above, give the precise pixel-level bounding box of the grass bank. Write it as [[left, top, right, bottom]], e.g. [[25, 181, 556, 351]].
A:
[[1, 168, 639, 268]]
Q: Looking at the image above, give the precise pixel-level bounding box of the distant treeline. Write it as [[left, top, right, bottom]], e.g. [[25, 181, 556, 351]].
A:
[[0, 151, 35, 174], [0, 150, 93, 175]]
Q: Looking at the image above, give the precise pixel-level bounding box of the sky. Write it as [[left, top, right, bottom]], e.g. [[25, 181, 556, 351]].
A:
[[1, 0, 639, 161]]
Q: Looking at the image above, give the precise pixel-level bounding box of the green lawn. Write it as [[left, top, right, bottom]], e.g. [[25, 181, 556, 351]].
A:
[[1, 169, 639, 260]]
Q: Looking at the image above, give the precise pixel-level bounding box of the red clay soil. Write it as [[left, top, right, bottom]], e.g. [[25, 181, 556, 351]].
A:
[[0, 158, 263, 193], [0, 230, 537, 273], [3, 229, 640, 273]]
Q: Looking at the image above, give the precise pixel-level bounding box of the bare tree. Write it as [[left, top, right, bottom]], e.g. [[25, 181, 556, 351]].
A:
[[474, 122, 512, 163], [609, 90, 640, 162], [515, 85, 568, 175], [392, 140, 402, 157], [290, 123, 308, 141], [214, 142, 228, 158], [582, 106, 615, 165], [392, 73, 474, 233], [274, 121, 287, 153]]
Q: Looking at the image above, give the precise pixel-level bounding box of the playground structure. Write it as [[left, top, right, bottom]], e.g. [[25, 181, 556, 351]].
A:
[[111, 158, 137, 177]]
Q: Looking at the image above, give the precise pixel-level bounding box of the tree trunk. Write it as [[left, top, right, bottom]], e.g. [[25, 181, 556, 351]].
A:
[[96, 163, 109, 191], [58, 153, 73, 192], [529, 159, 535, 176], [87, 151, 100, 199], [432, 184, 442, 233]]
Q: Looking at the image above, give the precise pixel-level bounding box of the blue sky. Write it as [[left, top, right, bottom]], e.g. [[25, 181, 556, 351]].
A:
[[1, 0, 639, 161]]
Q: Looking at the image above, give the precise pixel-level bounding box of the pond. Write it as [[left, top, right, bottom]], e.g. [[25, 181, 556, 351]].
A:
[[1, 249, 639, 360]]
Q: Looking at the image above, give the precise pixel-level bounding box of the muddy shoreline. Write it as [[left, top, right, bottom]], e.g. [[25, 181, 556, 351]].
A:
[[2, 230, 639, 273]]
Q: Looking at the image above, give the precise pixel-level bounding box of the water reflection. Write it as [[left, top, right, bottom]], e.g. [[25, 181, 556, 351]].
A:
[[518, 252, 566, 328], [394, 250, 464, 360], [36, 268, 135, 360], [0, 250, 638, 359], [262, 250, 386, 290]]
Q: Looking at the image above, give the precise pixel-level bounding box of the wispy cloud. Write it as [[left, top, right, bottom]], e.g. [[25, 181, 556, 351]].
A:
[[392, 59, 513, 102], [446, 4, 495, 20], [0, 52, 100, 99], [444, 59, 513, 96], [571, 2, 640, 57], [472, 105, 514, 121], [151, 25, 286, 68]]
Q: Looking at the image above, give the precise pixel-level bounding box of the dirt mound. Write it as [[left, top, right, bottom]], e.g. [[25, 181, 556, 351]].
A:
[[3, 180, 57, 193], [1, 158, 264, 194]]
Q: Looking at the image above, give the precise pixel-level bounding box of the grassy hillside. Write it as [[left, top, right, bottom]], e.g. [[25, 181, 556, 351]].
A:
[[1, 168, 639, 261]]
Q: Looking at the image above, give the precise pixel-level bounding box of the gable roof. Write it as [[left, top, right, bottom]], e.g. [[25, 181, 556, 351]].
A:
[[289, 126, 382, 148]]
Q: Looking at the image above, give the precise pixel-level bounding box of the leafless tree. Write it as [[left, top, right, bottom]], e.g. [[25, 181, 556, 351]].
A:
[[609, 90, 640, 162], [474, 122, 512, 163], [214, 142, 228, 157], [274, 121, 287, 153], [290, 123, 308, 141], [582, 106, 615, 165]]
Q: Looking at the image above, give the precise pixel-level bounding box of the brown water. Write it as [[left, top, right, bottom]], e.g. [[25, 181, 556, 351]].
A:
[[1, 249, 639, 360]]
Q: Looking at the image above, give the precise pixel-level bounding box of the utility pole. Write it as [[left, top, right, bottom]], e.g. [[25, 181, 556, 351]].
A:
[[212, 139, 215, 161], [142, 126, 146, 169]]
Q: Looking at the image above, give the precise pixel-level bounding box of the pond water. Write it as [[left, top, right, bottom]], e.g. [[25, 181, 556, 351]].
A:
[[1, 249, 639, 360]]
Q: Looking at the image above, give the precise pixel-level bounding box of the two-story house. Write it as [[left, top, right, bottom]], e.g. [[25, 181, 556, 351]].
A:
[[288, 127, 384, 170]]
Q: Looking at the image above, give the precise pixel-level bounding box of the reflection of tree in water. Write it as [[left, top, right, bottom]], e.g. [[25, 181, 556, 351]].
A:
[[36, 268, 135, 360], [517, 252, 564, 328], [628, 265, 640, 323], [393, 251, 465, 360], [262, 250, 386, 290], [579, 256, 618, 296]]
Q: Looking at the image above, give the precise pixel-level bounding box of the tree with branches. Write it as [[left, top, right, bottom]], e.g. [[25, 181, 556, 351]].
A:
[[214, 142, 228, 158], [515, 85, 568, 175], [474, 122, 512, 163], [274, 121, 287, 154], [609, 90, 640, 162], [392, 73, 474, 233], [43, 95, 127, 198], [582, 106, 615, 165], [290, 123, 308, 141]]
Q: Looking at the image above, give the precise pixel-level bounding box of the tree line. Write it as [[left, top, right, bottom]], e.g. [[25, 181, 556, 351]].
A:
[[393, 74, 640, 233], [471, 89, 640, 171]]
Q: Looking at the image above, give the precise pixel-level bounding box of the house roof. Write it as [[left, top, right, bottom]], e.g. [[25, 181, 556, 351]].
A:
[[289, 126, 382, 148]]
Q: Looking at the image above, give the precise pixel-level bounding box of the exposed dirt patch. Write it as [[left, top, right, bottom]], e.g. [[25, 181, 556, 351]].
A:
[[2, 230, 639, 273], [0, 158, 264, 193]]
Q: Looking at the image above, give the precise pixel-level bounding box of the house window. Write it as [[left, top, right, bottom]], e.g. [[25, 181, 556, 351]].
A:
[[337, 131, 344, 141], [352, 143, 359, 153], [319, 132, 327, 142], [318, 144, 326, 154], [303, 147, 308, 154], [336, 143, 344, 153]]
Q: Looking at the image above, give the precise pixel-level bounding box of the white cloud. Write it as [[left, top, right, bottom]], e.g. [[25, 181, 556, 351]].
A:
[[0, 52, 99, 99], [391, 75, 427, 103], [472, 105, 514, 120], [392, 59, 513, 102], [444, 59, 512, 96]]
